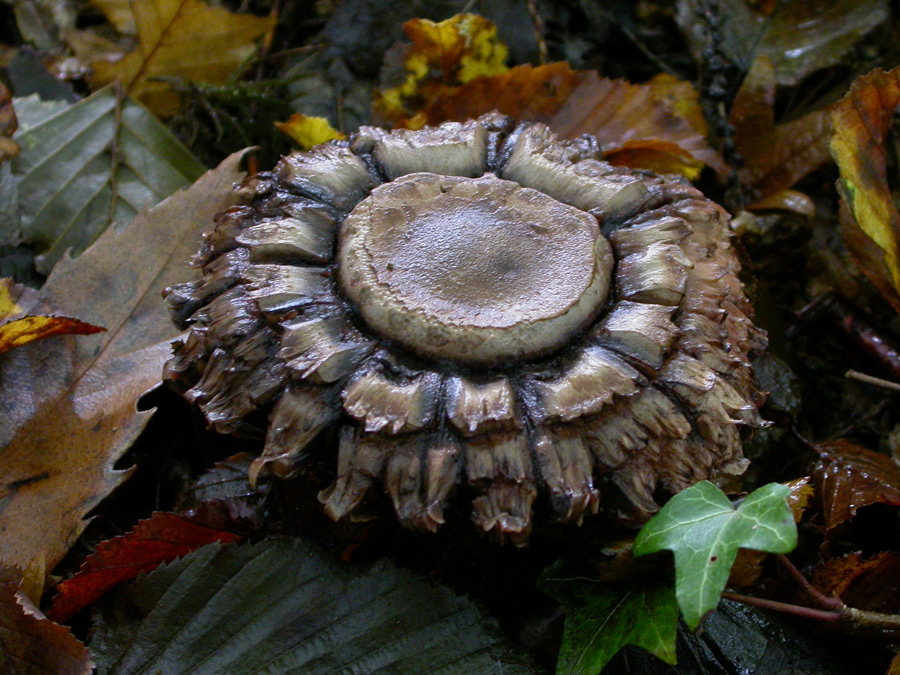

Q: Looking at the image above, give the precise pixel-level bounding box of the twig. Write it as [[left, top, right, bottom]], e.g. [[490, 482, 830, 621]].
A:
[[722, 591, 843, 622], [775, 554, 842, 611], [845, 370, 900, 394], [525, 0, 548, 66]]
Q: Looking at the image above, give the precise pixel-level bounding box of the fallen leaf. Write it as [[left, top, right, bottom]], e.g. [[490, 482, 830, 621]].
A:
[[176, 453, 270, 525], [540, 569, 677, 674], [90, 0, 137, 34], [812, 439, 900, 531], [633, 481, 797, 630], [550, 72, 724, 180], [11, 86, 206, 275], [0, 151, 247, 576], [675, 0, 889, 86], [830, 66, 900, 314], [811, 551, 900, 615], [47, 512, 242, 623], [91, 0, 275, 116], [0, 278, 105, 355], [729, 56, 833, 212], [0, 79, 18, 161], [375, 13, 508, 128], [412, 62, 582, 129], [89, 539, 531, 674], [275, 113, 346, 150], [0, 564, 93, 674]]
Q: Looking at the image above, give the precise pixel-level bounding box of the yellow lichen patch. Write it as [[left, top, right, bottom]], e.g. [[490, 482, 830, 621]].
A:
[[376, 14, 508, 127], [276, 114, 346, 150]]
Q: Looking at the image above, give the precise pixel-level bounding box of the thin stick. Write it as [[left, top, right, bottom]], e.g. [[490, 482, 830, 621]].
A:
[[776, 554, 843, 611], [721, 592, 843, 622], [845, 370, 900, 394], [525, 0, 548, 65]]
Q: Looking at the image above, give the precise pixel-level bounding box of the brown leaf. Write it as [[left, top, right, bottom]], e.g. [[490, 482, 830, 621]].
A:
[[91, 0, 275, 116], [550, 72, 724, 180], [0, 565, 92, 674], [830, 66, 900, 314], [811, 552, 900, 614], [812, 439, 900, 531], [47, 512, 242, 623], [0, 79, 17, 161], [0, 279, 105, 355], [730, 56, 833, 212], [411, 62, 582, 130], [0, 152, 247, 576]]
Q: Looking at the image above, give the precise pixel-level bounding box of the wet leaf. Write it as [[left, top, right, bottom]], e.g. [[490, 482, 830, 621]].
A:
[[375, 13, 508, 128], [676, 0, 889, 86], [91, 0, 275, 116], [176, 453, 270, 526], [550, 72, 724, 180], [89, 538, 531, 674], [275, 113, 346, 150], [811, 551, 900, 614], [413, 62, 581, 129], [633, 481, 797, 630], [0, 151, 247, 576], [11, 86, 206, 275], [812, 439, 900, 530], [0, 278, 104, 355], [730, 56, 833, 211], [0, 564, 93, 675], [540, 571, 677, 674], [830, 66, 900, 314], [47, 512, 242, 623]]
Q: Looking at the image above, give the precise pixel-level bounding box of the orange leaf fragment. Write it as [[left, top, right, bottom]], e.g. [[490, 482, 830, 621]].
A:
[[0, 279, 105, 355], [550, 72, 724, 180], [414, 62, 582, 129], [0, 79, 18, 161], [830, 66, 900, 314], [811, 552, 900, 614], [375, 13, 508, 128], [47, 512, 242, 623], [0, 565, 92, 674], [812, 439, 900, 531], [276, 113, 346, 150]]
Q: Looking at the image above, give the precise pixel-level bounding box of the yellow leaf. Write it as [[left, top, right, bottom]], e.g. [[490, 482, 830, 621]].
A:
[[375, 13, 508, 126], [275, 113, 346, 150], [830, 67, 900, 314], [91, 0, 136, 34], [91, 0, 275, 116]]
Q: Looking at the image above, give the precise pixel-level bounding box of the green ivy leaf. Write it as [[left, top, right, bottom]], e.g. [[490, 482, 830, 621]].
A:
[[633, 481, 797, 631], [541, 573, 678, 675]]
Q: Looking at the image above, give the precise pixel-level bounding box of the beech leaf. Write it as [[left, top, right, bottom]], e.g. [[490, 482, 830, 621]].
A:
[[0, 564, 93, 675], [47, 512, 243, 623], [812, 439, 900, 531], [830, 66, 900, 314], [11, 86, 205, 275], [91, 0, 275, 116], [0, 151, 247, 575], [0, 278, 104, 355], [89, 539, 531, 674], [540, 572, 678, 674], [633, 481, 797, 630]]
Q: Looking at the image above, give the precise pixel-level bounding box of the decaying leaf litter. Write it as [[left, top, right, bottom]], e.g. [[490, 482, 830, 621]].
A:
[[1, 0, 900, 673]]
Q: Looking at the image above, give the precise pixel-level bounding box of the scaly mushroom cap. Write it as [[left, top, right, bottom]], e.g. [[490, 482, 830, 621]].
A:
[[163, 114, 767, 545]]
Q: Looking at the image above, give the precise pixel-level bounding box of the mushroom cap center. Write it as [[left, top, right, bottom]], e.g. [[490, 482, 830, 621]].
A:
[[337, 172, 614, 366]]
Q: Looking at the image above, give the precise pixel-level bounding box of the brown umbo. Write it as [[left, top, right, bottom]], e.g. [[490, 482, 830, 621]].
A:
[[163, 114, 767, 545]]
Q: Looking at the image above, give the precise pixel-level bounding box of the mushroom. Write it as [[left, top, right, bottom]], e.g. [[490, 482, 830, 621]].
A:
[[163, 114, 767, 544]]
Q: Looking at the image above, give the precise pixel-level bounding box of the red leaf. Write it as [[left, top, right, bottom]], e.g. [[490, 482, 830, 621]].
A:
[[812, 439, 900, 531], [47, 512, 241, 622]]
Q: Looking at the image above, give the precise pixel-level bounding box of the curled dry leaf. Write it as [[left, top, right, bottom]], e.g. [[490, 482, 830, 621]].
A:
[[0, 152, 247, 575], [275, 113, 346, 150], [831, 66, 900, 314], [729, 56, 832, 214], [813, 439, 900, 531], [0, 278, 105, 355], [0, 564, 93, 675], [47, 512, 242, 623], [91, 0, 275, 116]]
